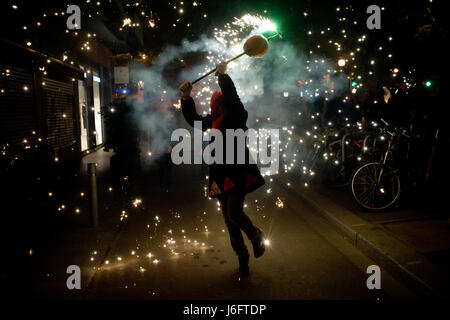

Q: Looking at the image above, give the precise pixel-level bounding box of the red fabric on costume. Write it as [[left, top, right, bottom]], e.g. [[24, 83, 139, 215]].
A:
[[223, 177, 235, 191], [212, 116, 224, 129], [211, 90, 224, 129], [211, 90, 224, 111]]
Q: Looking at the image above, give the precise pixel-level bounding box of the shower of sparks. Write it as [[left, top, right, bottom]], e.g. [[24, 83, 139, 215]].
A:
[[3, 2, 419, 298], [275, 197, 284, 208], [188, 13, 275, 110], [132, 198, 142, 207], [122, 17, 132, 27]]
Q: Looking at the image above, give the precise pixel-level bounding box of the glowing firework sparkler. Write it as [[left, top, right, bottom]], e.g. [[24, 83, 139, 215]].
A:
[[192, 33, 272, 84], [186, 14, 279, 112]]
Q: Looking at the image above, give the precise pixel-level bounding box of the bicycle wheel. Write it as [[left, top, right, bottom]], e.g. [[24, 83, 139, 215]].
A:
[[351, 162, 401, 211]]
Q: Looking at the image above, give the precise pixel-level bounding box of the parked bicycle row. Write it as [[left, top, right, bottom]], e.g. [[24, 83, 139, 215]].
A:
[[294, 116, 443, 212]]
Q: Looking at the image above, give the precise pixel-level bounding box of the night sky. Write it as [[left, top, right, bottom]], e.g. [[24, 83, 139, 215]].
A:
[[0, 0, 447, 79]]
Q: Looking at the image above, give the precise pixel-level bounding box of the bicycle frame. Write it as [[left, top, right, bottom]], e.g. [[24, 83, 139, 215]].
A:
[[376, 133, 395, 184]]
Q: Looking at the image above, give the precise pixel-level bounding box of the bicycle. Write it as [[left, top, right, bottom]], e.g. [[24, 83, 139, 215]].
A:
[[350, 119, 410, 211], [324, 124, 379, 188], [299, 122, 378, 187]]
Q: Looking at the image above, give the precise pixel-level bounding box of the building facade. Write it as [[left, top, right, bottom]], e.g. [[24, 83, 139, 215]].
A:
[[0, 37, 111, 170]]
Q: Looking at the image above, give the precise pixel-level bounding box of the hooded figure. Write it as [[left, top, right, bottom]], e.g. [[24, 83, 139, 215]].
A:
[[179, 62, 266, 275]]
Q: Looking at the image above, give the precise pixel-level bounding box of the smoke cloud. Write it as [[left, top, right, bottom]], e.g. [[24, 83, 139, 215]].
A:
[[123, 22, 348, 169]]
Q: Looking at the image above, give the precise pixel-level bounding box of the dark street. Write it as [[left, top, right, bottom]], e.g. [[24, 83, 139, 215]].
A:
[[28, 156, 415, 300], [88, 167, 412, 300], [1, 0, 449, 315]]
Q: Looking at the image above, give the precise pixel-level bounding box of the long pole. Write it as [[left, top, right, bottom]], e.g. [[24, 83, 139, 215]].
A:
[[192, 52, 246, 84], [191, 33, 279, 85]]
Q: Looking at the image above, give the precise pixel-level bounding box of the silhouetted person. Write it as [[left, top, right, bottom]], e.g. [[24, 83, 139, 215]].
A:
[[179, 62, 266, 276]]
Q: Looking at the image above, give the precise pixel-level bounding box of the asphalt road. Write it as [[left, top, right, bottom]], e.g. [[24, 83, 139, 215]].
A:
[[81, 164, 416, 300]]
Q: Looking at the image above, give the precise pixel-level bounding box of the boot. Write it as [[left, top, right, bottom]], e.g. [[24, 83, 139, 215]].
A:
[[251, 228, 265, 258]]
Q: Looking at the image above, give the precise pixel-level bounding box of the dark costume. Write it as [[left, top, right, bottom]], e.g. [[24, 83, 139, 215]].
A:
[[181, 74, 265, 266], [180, 74, 265, 196]]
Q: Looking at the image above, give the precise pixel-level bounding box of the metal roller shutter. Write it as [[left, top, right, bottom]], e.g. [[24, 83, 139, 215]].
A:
[[42, 77, 78, 157], [0, 65, 36, 149]]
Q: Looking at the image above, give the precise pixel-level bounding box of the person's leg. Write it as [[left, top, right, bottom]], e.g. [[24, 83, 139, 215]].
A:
[[219, 194, 250, 275], [225, 189, 258, 240], [219, 194, 249, 258], [226, 188, 266, 258]]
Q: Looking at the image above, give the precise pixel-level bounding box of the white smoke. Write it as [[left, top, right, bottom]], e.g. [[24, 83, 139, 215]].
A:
[[124, 15, 348, 166]]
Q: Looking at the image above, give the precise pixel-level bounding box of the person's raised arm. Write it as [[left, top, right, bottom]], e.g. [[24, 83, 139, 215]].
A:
[[215, 62, 246, 121], [178, 81, 211, 130], [216, 62, 239, 101]]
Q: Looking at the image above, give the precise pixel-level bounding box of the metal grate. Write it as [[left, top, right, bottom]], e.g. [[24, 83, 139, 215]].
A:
[[0, 65, 36, 147], [43, 77, 77, 156]]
